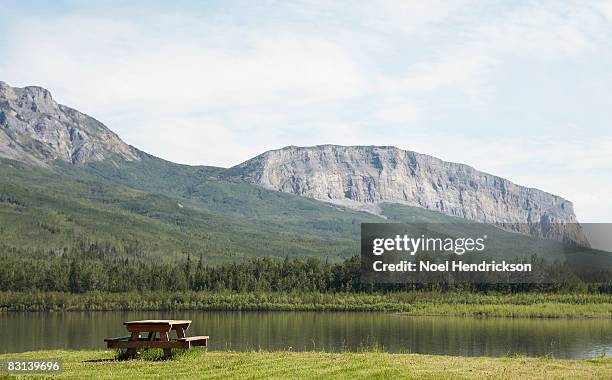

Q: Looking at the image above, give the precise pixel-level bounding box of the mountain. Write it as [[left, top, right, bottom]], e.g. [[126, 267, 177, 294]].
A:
[[0, 82, 138, 165], [231, 145, 586, 244], [0, 82, 591, 262], [0, 154, 385, 263]]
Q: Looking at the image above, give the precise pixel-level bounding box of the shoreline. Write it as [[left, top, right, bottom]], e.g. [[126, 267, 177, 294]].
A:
[[1, 291, 610, 318], [2, 309, 612, 320]]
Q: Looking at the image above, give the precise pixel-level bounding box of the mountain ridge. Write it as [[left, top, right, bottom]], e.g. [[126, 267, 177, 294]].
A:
[[0, 82, 586, 245], [236, 143, 564, 198], [0, 81, 138, 165], [231, 144, 584, 243]]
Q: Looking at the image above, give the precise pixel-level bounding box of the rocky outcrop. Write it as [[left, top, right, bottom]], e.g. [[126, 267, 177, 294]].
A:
[[233, 145, 587, 245], [0, 81, 138, 165]]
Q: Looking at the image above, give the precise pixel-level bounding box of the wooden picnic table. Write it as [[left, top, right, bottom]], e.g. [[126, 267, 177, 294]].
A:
[[105, 319, 208, 358]]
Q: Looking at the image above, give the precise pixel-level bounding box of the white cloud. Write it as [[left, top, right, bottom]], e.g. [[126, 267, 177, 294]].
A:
[[1, 1, 611, 221], [2, 14, 367, 113], [380, 1, 604, 100], [381, 50, 495, 98], [597, 0, 612, 20], [371, 97, 420, 124]]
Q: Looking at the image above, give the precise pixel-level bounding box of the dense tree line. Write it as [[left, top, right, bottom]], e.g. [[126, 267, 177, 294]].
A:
[[0, 255, 358, 293], [0, 254, 609, 294]]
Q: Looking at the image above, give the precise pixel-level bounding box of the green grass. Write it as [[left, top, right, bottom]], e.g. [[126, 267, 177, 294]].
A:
[[1, 291, 610, 318], [0, 350, 610, 379]]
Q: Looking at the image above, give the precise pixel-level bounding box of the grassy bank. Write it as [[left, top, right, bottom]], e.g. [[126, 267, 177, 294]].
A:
[[1, 291, 611, 318], [0, 350, 610, 379]]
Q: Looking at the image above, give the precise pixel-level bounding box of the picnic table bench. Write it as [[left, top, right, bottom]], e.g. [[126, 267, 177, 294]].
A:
[[105, 320, 208, 358]]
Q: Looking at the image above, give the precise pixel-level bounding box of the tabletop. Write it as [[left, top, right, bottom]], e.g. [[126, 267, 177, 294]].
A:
[[123, 320, 192, 333], [124, 320, 192, 325]]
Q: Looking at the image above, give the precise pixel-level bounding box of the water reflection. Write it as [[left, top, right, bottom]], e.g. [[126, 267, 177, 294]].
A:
[[1, 311, 610, 358]]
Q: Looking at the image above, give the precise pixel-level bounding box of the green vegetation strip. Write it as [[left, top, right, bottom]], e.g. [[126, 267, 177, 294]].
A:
[[1, 291, 610, 318], [0, 350, 610, 379]]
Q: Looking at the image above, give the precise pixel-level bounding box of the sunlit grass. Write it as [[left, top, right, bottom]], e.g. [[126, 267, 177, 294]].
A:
[[1, 349, 610, 379]]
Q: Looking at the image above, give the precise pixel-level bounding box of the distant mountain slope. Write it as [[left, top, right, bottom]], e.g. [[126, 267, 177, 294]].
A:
[[4, 154, 608, 270], [0, 81, 591, 261], [231, 145, 586, 244], [1, 155, 392, 263], [0, 82, 138, 165]]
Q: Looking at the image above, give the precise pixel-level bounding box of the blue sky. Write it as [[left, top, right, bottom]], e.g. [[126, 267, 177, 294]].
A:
[[1, 1, 611, 222]]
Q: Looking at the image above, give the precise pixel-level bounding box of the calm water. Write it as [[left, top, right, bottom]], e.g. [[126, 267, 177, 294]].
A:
[[1, 311, 610, 358]]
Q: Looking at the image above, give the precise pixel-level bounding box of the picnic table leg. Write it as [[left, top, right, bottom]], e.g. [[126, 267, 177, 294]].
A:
[[160, 331, 172, 358], [126, 331, 140, 358], [176, 328, 186, 339]]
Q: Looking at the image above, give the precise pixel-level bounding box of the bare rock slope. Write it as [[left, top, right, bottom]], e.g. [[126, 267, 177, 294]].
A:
[[233, 145, 586, 244], [0, 81, 138, 165]]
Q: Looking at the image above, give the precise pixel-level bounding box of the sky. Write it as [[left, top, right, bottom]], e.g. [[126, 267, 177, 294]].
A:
[[0, 0, 611, 222]]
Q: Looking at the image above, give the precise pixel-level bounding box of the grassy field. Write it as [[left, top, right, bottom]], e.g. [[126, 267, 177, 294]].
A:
[[1, 291, 611, 318], [0, 350, 610, 379]]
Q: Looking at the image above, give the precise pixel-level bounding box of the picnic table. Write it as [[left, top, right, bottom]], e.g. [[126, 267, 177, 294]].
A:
[[105, 319, 208, 358]]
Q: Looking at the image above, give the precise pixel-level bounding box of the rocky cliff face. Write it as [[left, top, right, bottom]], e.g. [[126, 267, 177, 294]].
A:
[[233, 145, 586, 244], [0, 82, 138, 165]]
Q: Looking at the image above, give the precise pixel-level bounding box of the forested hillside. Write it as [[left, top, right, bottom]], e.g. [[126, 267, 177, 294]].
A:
[[2, 152, 610, 273], [0, 155, 387, 263]]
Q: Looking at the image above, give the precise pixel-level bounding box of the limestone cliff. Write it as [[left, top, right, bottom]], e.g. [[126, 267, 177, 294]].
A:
[[0, 81, 138, 165], [232, 145, 586, 244]]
